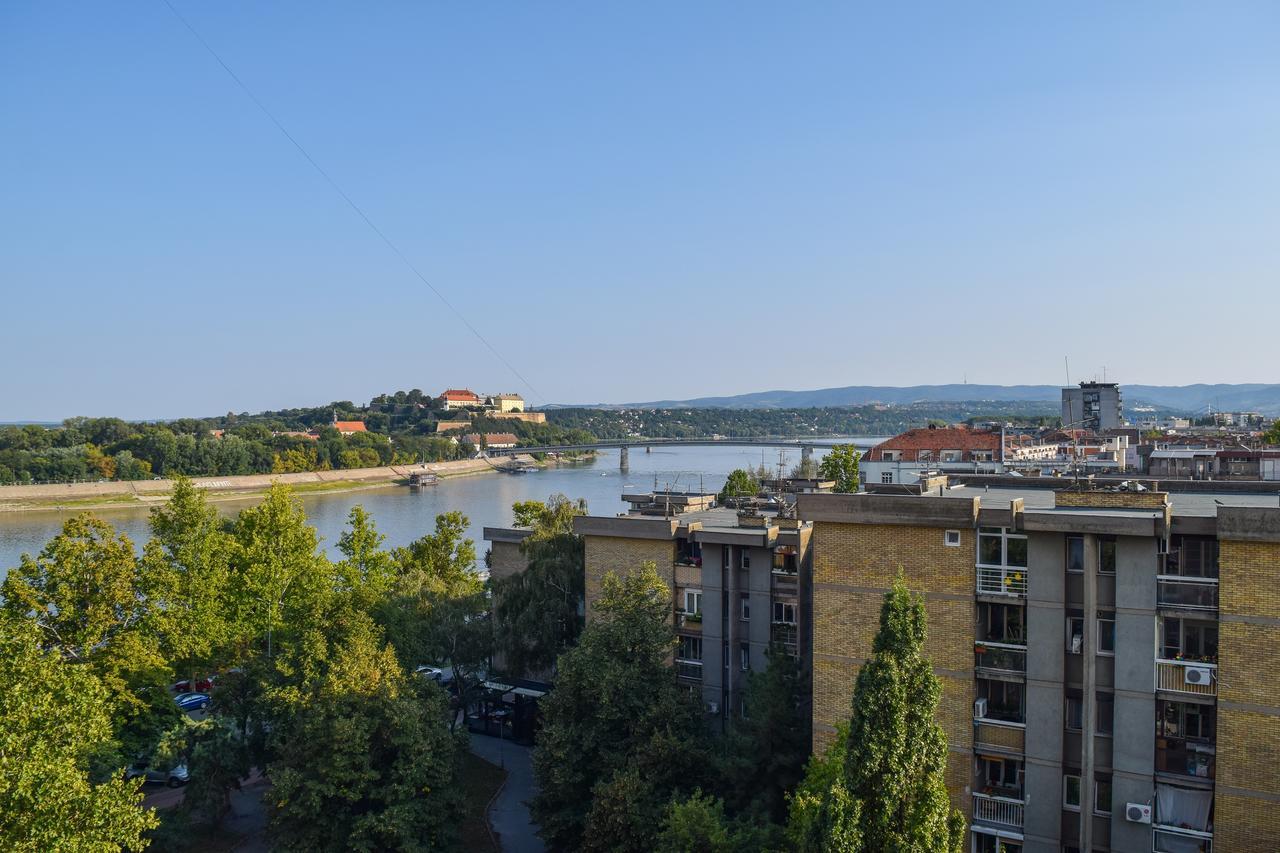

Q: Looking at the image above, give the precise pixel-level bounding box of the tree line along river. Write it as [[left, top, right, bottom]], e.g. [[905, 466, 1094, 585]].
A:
[[0, 442, 881, 577]]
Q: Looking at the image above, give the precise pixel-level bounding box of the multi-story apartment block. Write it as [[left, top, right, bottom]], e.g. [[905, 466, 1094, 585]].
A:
[[566, 490, 813, 727], [1063, 382, 1125, 432], [796, 480, 1280, 853]]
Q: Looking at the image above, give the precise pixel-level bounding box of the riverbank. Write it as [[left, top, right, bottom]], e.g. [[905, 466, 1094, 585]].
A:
[[0, 454, 546, 514]]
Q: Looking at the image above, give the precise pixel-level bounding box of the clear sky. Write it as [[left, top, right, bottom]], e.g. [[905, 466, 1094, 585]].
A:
[[3, 3, 1278, 421]]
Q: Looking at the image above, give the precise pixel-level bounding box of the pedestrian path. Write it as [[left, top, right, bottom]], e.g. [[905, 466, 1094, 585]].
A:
[[469, 735, 545, 853]]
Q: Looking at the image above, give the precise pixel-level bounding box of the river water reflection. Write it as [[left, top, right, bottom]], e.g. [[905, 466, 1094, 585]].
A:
[[0, 442, 879, 574]]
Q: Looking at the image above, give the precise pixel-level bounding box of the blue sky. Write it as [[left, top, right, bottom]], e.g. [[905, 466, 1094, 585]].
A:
[[3, 3, 1278, 420]]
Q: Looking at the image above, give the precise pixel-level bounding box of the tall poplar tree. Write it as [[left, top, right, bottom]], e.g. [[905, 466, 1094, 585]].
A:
[[793, 577, 964, 852]]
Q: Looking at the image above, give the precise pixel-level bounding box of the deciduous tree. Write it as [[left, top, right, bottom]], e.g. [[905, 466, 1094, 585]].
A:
[[818, 445, 860, 493]]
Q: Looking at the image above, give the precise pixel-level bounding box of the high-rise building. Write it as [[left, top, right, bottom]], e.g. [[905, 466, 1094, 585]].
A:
[[1062, 382, 1125, 432]]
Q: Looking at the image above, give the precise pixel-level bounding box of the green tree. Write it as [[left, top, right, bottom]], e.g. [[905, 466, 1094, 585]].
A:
[[1264, 420, 1280, 445], [492, 496, 587, 676], [787, 724, 849, 849], [333, 506, 397, 614], [0, 614, 158, 851], [655, 791, 734, 853], [531, 563, 709, 852], [143, 477, 235, 691], [719, 468, 759, 501], [818, 445, 860, 493], [265, 614, 461, 852], [792, 578, 964, 852], [718, 649, 810, 823]]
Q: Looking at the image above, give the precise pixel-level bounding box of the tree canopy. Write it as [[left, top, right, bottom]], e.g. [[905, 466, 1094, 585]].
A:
[[818, 445, 861, 493], [719, 468, 760, 501]]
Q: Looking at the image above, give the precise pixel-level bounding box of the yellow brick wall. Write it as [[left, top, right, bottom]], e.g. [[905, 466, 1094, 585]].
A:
[[1218, 538, 1280, 852], [488, 540, 529, 584], [583, 535, 676, 621], [811, 520, 975, 814], [1053, 489, 1169, 509]]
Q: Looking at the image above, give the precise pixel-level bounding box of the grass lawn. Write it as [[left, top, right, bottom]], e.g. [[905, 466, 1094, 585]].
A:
[[459, 751, 507, 853]]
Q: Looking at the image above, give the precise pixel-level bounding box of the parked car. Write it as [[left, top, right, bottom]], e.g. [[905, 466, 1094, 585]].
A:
[[175, 692, 211, 712], [171, 677, 214, 693], [414, 665, 455, 686], [125, 761, 189, 788]]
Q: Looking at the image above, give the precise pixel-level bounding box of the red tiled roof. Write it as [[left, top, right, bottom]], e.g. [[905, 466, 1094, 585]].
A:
[[334, 421, 367, 433], [442, 389, 481, 401], [864, 427, 1001, 462]]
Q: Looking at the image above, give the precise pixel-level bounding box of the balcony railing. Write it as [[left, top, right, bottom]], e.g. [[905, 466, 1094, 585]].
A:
[[1156, 659, 1217, 697], [771, 623, 799, 649], [1154, 825, 1212, 853], [1156, 739, 1215, 780], [676, 660, 703, 681], [975, 641, 1027, 675], [1157, 576, 1219, 611], [977, 565, 1027, 596], [971, 792, 1024, 831]]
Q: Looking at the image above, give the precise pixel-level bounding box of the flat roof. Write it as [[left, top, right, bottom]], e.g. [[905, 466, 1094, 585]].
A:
[[943, 483, 1280, 517]]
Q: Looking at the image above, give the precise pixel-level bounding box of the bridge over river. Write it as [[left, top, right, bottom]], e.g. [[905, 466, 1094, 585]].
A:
[[484, 435, 876, 470]]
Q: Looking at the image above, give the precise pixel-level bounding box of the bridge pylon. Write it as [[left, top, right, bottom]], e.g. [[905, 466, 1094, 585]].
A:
[[619, 445, 629, 471]]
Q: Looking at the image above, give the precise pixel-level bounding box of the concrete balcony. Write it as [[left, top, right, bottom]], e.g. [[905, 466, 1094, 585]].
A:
[[1154, 825, 1212, 853], [974, 719, 1026, 753], [975, 641, 1027, 676], [972, 793, 1024, 832], [977, 565, 1027, 597], [1156, 659, 1216, 698], [678, 612, 703, 633]]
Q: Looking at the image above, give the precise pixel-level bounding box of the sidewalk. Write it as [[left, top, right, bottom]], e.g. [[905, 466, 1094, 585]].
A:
[[468, 735, 545, 853]]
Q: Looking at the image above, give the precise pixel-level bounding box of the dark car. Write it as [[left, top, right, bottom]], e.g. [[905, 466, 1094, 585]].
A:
[[125, 761, 189, 788], [175, 692, 211, 712]]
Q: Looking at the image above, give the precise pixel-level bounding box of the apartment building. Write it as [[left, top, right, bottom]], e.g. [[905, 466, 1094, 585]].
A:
[[570, 491, 813, 727], [1063, 382, 1125, 432], [797, 481, 1280, 853]]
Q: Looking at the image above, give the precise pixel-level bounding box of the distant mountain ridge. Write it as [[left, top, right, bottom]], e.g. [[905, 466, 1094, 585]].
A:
[[597, 383, 1280, 415]]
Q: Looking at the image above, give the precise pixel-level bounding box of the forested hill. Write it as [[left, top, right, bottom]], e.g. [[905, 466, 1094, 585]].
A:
[[607, 383, 1280, 415], [544, 402, 1058, 439]]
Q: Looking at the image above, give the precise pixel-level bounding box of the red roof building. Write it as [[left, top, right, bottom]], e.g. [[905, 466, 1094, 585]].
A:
[[441, 389, 484, 410], [864, 427, 1002, 463], [333, 421, 368, 435]]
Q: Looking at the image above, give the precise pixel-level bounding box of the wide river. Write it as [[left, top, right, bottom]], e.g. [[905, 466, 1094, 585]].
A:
[[0, 442, 881, 574]]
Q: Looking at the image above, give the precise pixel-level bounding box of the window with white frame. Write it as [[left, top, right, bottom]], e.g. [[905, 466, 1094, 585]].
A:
[[1097, 611, 1115, 655], [977, 527, 1027, 568], [740, 548, 751, 569], [740, 642, 750, 672], [1065, 694, 1083, 731], [772, 601, 797, 625], [722, 546, 731, 570], [1063, 774, 1081, 810], [740, 593, 750, 621], [677, 635, 702, 662], [1094, 775, 1112, 815], [881, 471, 893, 484], [945, 529, 961, 547], [684, 589, 702, 616], [1066, 615, 1084, 654]]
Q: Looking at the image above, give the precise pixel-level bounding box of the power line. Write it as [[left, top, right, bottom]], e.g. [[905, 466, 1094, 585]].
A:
[[159, 0, 544, 403]]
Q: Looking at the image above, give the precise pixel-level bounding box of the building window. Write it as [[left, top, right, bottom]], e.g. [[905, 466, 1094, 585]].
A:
[[1094, 775, 1113, 815], [1099, 536, 1117, 573], [740, 642, 750, 672], [722, 642, 730, 669], [1063, 774, 1081, 810], [979, 602, 1026, 644], [1066, 616, 1085, 654], [1161, 617, 1218, 663], [722, 546, 731, 570], [1097, 693, 1114, 735], [740, 549, 751, 569], [881, 471, 894, 484], [945, 530, 961, 547], [978, 527, 1027, 568], [772, 601, 797, 625], [684, 589, 702, 616], [1067, 535, 1085, 573], [677, 635, 702, 661], [1097, 612, 1115, 655], [1065, 694, 1083, 732], [740, 593, 750, 621]]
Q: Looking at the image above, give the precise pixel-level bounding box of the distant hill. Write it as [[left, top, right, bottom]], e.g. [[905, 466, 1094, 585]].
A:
[[601, 384, 1280, 415]]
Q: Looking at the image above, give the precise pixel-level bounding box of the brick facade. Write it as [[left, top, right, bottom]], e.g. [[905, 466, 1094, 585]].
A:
[[1053, 489, 1169, 509], [583, 535, 676, 620], [811, 520, 975, 814], [1217, 537, 1280, 852]]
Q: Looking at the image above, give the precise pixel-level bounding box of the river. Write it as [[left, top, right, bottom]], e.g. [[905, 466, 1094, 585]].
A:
[[0, 442, 880, 574]]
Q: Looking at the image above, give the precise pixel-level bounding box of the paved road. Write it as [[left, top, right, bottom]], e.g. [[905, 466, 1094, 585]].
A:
[[469, 735, 545, 853]]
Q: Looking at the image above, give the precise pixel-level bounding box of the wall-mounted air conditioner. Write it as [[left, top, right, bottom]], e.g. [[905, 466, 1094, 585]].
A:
[[706, 701, 719, 715], [1184, 666, 1213, 686], [1125, 803, 1152, 824], [974, 698, 988, 719]]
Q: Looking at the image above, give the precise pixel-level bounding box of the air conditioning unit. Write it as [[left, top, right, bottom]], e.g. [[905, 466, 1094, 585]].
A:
[[974, 698, 988, 719], [1184, 666, 1213, 686], [705, 701, 719, 715], [1125, 803, 1152, 824], [1070, 634, 1083, 654]]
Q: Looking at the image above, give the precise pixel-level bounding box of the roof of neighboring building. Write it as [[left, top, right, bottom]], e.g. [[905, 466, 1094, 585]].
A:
[[939, 483, 1280, 517], [461, 432, 519, 445], [442, 388, 482, 400], [495, 393, 524, 401], [865, 427, 1002, 461], [333, 421, 367, 432]]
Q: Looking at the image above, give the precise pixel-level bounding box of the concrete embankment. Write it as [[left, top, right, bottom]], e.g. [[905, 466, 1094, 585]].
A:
[[0, 455, 538, 513]]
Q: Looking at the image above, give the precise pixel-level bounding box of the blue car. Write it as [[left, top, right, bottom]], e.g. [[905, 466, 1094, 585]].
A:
[[175, 692, 211, 712]]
